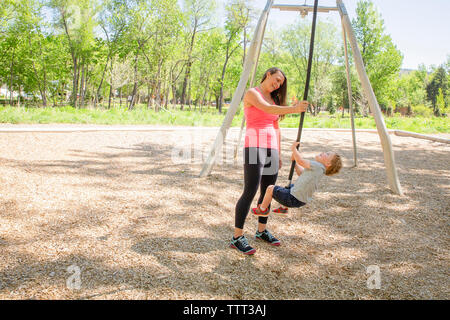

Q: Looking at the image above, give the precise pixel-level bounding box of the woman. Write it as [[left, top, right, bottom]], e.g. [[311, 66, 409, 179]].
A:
[[230, 67, 309, 255]]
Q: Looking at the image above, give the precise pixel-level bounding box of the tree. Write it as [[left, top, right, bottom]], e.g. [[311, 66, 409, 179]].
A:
[[97, 0, 128, 108], [45, 34, 72, 106], [259, 27, 284, 68], [49, 0, 96, 108], [388, 69, 427, 114], [436, 88, 446, 115], [282, 18, 340, 114], [141, 0, 183, 111], [179, 0, 215, 109], [123, 0, 153, 110], [0, 0, 15, 34], [190, 29, 223, 110], [0, 0, 22, 105], [331, 64, 361, 116], [0, 0, 46, 106], [426, 66, 448, 115], [218, 0, 250, 113], [352, 0, 403, 107], [19, 0, 55, 107]]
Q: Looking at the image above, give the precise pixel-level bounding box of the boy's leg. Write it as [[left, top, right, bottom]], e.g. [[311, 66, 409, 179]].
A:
[[259, 185, 275, 211], [273, 184, 294, 213], [251, 184, 274, 217]]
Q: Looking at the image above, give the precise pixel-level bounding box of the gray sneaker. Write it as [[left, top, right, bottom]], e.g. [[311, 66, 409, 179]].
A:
[[255, 229, 281, 246], [230, 235, 256, 255]]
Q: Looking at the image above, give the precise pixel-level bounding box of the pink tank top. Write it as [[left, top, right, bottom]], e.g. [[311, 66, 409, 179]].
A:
[[244, 87, 280, 150]]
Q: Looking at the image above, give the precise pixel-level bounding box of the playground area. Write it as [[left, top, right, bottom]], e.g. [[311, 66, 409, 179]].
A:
[[0, 125, 449, 299]]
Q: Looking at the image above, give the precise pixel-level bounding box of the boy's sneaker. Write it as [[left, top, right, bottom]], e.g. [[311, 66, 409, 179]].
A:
[[230, 236, 256, 255], [255, 229, 281, 246], [272, 206, 289, 216], [252, 204, 270, 217]]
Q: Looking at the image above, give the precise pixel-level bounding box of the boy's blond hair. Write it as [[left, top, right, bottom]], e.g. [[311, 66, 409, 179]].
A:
[[325, 154, 342, 176]]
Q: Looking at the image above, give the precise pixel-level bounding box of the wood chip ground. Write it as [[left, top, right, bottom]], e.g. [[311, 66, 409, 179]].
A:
[[0, 125, 449, 299]]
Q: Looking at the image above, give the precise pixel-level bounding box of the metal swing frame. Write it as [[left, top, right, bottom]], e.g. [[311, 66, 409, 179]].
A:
[[199, 0, 403, 196]]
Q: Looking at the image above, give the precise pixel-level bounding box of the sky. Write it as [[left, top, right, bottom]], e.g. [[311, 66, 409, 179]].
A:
[[214, 0, 450, 70]]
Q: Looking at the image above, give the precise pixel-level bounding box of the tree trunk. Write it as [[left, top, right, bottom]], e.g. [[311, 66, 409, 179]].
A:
[[243, 27, 247, 66], [181, 24, 197, 108], [199, 66, 212, 110], [72, 55, 79, 108], [9, 48, 15, 106], [79, 59, 86, 107], [31, 61, 46, 107], [172, 85, 177, 108], [29, 37, 48, 107], [187, 77, 191, 110], [180, 61, 192, 110], [108, 58, 114, 109], [147, 83, 152, 109], [218, 55, 230, 113], [17, 85, 21, 108], [163, 68, 169, 108], [155, 58, 163, 112], [96, 52, 111, 107], [128, 52, 139, 110], [42, 69, 48, 107], [201, 82, 209, 112], [82, 65, 89, 107]]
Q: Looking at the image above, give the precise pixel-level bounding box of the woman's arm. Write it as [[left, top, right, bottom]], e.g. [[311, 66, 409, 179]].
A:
[[244, 89, 307, 115]]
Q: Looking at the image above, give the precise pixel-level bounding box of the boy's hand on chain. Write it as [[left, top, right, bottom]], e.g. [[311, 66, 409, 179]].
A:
[[291, 141, 300, 151]]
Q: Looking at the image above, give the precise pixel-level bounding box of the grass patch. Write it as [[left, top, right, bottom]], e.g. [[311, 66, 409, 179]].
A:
[[0, 104, 448, 134]]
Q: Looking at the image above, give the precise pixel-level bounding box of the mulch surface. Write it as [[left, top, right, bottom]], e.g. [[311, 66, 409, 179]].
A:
[[0, 125, 449, 299]]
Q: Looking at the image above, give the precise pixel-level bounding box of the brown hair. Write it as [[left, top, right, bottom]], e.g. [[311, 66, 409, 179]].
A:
[[261, 67, 287, 121], [325, 154, 342, 176], [261, 67, 287, 106]]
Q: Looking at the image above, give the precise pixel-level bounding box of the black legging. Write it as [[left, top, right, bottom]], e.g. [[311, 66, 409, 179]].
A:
[[235, 147, 279, 229]]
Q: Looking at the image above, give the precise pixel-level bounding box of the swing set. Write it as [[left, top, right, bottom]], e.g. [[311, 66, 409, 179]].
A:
[[199, 0, 403, 196]]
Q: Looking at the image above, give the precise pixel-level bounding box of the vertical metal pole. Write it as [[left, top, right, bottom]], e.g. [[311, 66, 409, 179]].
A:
[[337, 0, 403, 195], [341, 18, 357, 167]]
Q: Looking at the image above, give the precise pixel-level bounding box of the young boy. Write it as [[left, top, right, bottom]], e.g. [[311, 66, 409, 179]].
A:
[[252, 141, 342, 217]]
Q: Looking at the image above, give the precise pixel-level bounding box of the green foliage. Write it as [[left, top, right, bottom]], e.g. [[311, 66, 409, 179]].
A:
[[352, 0, 403, 106], [326, 97, 336, 115], [426, 66, 448, 115], [411, 104, 433, 117], [1, 105, 448, 134], [281, 18, 340, 101], [436, 88, 447, 115], [0, 0, 447, 124], [389, 70, 427, 112]]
